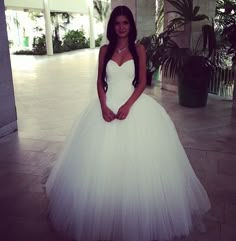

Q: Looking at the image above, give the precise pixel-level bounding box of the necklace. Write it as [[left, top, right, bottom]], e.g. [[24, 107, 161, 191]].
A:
[[117, 47, 127, 54]]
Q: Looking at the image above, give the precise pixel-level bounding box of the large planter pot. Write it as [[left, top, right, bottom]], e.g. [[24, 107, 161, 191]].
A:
[[178, 56, 212, 107], [178, 81, 208, 107]]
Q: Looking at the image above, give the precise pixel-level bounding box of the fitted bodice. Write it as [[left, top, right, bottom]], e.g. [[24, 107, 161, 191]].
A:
[[105, 60, 135, 112], [106, 59, 135, 83]]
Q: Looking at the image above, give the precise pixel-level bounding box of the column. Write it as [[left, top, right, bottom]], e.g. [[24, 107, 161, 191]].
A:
[[136, 0, 156, 39], [88, 0, 95, 49], [43, 0, 53, 55], [0, 1, 17, 137]]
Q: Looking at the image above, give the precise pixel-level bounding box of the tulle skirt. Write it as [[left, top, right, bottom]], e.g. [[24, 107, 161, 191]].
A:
[[46, 93, 210, 241]]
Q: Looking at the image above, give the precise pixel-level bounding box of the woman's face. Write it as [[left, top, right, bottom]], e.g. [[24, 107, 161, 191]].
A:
[[114, 15, 130, 38]]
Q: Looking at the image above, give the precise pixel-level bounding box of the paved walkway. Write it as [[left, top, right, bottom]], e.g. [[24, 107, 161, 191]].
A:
[[0, 49, 236, 241]]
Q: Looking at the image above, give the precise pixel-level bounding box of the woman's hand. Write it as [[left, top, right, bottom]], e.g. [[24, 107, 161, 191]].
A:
[[116, 103, 131, 120], [101, 105, 116, 122]]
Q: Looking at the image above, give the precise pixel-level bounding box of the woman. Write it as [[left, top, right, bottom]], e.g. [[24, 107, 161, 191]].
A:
[[46, 6, 211, 241]]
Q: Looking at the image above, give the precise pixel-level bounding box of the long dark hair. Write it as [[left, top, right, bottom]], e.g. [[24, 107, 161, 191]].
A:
[[101, 5, 139, 92]]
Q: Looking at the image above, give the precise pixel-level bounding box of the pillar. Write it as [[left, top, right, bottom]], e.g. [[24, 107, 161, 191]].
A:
[[88, 0, 95, 49], [136, 0, 156, 39], [43, 0, 53, 56], [0, 0, 17, 137]]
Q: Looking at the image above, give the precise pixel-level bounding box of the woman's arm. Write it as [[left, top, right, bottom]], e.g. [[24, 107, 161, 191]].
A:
[[125, 43, 147, 106], [97, 45, 107, 108], [116, 44, 147, 120], [97, 45, 116, 122]]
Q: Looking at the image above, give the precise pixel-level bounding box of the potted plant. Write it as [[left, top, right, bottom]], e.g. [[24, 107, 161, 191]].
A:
[[159, 0, 217, 107], [140, 0, 217, 107], [161, 26, 216, 107]]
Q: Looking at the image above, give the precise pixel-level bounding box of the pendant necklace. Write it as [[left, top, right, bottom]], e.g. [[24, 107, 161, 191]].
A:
[[117, 47, 127, 54]]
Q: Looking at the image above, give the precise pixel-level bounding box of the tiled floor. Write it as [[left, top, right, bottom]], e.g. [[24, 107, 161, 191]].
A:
[[0, 48, 236, 241]]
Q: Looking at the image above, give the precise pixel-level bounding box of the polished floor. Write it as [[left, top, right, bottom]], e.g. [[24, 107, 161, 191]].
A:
[[0, 48, 236, 241]]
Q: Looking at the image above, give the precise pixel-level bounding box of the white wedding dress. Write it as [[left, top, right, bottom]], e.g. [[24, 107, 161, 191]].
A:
[[46, 59, 211, 241]]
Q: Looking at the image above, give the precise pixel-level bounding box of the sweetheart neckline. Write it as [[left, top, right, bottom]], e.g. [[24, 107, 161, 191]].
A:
[[109, 59, 134, 67]]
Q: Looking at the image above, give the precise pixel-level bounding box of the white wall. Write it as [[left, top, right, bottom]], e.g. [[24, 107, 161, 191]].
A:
[[4, 0, 88, 13]]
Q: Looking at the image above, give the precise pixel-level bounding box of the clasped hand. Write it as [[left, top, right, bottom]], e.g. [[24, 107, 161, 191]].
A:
[[102, 104, 131, 122]]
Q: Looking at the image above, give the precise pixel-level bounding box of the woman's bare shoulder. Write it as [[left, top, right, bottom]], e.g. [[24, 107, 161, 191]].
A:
[[135, 43, 145, 56], [100, 44, 108, 54]]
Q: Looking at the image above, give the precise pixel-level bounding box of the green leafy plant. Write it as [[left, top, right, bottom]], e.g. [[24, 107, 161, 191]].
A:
[[222, 24, 236, 62], [161, 27, 215, 80], [215, 0, 236, 32], [217, 0, 236, 63], [14, 29, 90, 55], [212, 0, 236, 66], [14, 49, 34, 55], [63, 29, 89, 50], [32, 35, 46, 55], [53, 38, 63, 53], [95, 34, 103, 47]]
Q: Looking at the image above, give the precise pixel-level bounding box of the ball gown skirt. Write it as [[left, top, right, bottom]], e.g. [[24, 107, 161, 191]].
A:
[[46, 60, 211, 241]]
